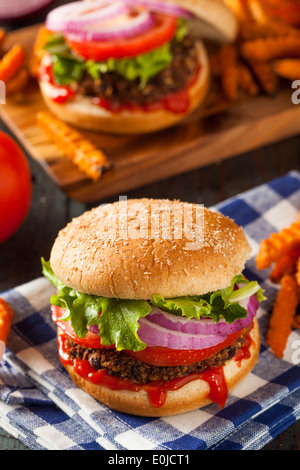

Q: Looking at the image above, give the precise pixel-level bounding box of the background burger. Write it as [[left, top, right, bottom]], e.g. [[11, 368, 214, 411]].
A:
[[42, 198, 264, 417], [37, 0, 237, 134]]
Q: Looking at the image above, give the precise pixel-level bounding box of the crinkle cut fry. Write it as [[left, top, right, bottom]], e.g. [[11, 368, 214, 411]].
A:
[[270, 245, 300, 283], [256, 220, 300, 270], [266, 274, 299, 358], [37, 111, 111, 182]]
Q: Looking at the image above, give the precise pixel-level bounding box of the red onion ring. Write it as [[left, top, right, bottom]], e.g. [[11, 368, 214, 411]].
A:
[[45, 1, 128, 32], [137, 317, 228, 350], [147, 295, 259, 336], [65, 8, 155, 42], [88, 324, 100, 335]]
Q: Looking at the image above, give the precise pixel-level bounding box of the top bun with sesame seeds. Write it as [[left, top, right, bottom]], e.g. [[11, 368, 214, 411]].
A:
[[50, 198, 252, 299]]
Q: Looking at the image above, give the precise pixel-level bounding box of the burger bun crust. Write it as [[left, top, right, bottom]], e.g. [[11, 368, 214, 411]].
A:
[[50, 199, 252, 300]]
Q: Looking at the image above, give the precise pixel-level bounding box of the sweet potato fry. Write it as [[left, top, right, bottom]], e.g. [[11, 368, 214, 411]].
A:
[[270, 246, 300, 283], [247, 0, 269, 24], [250, 62, 278, 95], [238, 63, 259, 96], [266, 274, 299, 358], [292, 314, 300, 329], [274, 58, 300, 81], [239, 18, 300, 40], [0, 29, 5, 51], [6, 67, 29, 96], [0, 44, 26, 83], [0, 297, 14, 363], [37, 111, 111, 182], [256, 220, 300, 270], [219, 45, 239, 100], [296, 256, 300, 287], [223, 0, 250, 21], [0, 298, 14, 344], [241, 36, 300, 62], [265, 1, 300, 26]]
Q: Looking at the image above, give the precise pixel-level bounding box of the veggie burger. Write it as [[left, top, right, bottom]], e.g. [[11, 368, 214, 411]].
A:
[[42, 198, 264, 416], [38, 0, 237, 134]]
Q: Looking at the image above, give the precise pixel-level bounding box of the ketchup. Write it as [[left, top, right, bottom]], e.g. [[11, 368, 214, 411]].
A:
[[58, 327, 254, 410], [38, 62, 75, 104], [93, 88, 190, 115], [234, 329, 254, 367]]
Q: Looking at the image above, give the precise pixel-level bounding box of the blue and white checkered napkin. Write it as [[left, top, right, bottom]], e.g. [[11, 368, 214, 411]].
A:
[[1, 171, 300, 451]]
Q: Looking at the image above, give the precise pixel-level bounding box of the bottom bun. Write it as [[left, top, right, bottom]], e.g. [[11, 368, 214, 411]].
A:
[[39, 41, 209, 135], [61, 317, 260, 417]]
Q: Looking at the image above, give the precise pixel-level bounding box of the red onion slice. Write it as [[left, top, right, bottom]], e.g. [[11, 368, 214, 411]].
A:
[[137, 317, 229, 350], [147, 295, 259, 336], [88, 324, 100, 335], [45, 1, 128, 32], [66, 8, 155, 42]]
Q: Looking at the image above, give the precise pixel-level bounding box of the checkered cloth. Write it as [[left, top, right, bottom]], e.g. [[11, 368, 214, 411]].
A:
[[0, 171, 300, 450]]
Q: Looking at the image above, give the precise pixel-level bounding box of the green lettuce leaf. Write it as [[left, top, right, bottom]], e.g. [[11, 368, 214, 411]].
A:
[[151, 274, 265, 324], [85, 41, 172, 87], [41, 258, 151, 351]]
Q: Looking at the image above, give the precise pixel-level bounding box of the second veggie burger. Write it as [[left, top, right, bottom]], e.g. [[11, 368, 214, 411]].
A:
[[38, 0, 237, 133]]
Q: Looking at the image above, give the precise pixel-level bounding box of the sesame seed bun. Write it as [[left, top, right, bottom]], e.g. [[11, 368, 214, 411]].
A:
[[171, 0, 238, 43], [50, 198, 252, 299], [59, 317, 260, 416]]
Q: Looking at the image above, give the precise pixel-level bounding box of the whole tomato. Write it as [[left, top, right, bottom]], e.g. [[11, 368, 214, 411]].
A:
[[0, 131, 32, 244]]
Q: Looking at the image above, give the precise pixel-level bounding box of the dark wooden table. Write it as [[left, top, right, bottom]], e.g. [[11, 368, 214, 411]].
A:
[[0, 0, 300, 451]]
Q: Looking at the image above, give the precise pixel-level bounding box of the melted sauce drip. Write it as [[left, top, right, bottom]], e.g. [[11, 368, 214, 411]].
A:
[[58, 327, 253, 409], [234, 330, 254, 367], [93, 88, 190, 114]]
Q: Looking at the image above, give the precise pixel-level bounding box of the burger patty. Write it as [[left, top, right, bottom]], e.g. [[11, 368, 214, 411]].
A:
[[75, 36, 199, 106], [67, 328, 249, 385]]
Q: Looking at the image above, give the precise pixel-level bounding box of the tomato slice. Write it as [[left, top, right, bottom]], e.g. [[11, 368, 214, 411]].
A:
[[65, 14, 177, 61], [125, 329, 244, 366], [51, 305, 113, 349]]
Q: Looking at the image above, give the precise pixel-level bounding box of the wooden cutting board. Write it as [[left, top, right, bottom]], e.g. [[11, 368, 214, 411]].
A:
[[2, 23, 300, 204]]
